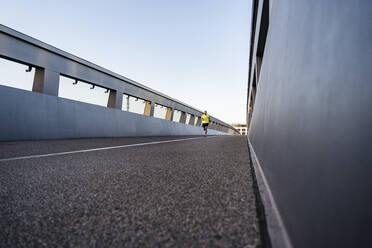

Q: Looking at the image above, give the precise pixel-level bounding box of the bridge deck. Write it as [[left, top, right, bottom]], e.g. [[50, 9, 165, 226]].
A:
[[0, 136, 261, 247]]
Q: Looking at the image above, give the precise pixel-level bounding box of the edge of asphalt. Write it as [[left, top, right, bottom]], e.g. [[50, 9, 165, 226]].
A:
[[247, 137, 293, 248]]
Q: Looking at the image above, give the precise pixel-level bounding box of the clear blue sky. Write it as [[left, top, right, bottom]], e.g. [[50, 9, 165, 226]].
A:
[[1, 0, 252, 124]]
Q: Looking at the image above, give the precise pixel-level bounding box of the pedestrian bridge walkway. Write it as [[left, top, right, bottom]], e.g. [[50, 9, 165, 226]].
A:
[[0, 136, 261, 247]]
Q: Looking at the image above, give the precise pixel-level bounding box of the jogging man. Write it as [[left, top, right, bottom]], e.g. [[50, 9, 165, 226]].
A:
[[201, 111, 210, 137]]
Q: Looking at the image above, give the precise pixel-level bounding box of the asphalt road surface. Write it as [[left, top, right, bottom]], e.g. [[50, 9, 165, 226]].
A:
[[0, 136, 261, 247]]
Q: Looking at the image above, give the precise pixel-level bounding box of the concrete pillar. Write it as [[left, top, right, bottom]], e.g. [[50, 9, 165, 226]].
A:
[[196, 116, 202, 126], [32, 68, 60, 96], [180, 111, 186, 123], [107, 90, 123, 109], [144, 101, 154, 116], [165, 107, 173, 121], [189, 114, 195, 125]]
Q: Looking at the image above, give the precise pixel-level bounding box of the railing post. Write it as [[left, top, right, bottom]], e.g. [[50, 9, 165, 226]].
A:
[[189, 114, 195, 125], [180, 111, 186, 123], [107, 90, 123, 109], [144, 101, 154, 116], [165, 107, 173, 121], [32, 68, 60, 96]]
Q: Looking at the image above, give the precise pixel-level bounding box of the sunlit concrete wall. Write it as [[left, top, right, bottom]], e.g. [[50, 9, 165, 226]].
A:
[[247, 0, 372, 247]]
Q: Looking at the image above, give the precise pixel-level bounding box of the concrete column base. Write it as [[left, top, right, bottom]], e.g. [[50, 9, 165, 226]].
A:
[[189, 115, 195, 125], [180, 111, 186, 123], [165, 107, 173, 121], [107, 90, 123, 109], [144, 101, 155, 116], [32, 68, 60, 96]]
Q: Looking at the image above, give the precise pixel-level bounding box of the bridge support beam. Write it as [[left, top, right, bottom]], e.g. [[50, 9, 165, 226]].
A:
[[144, 101, 154, 116], [32, 68, 60, 96], [165, 107, 173, 121], [107, 90, 123, 109]]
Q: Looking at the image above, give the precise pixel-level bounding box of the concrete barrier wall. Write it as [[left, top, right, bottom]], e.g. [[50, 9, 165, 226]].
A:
[[0, 24, 239, 134], [247, 0, 372, 247], [0, 85, 227, 141]]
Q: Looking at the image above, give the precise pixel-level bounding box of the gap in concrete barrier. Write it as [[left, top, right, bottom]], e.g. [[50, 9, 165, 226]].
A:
[[153, 103, 167, 119], [185, 113, 192, 125], [122, 94, 146, 115], [193, 116, 198, 126], [172, 109, 182, 122], [0, 57, 34, 91], [59, 75, 109, 107]]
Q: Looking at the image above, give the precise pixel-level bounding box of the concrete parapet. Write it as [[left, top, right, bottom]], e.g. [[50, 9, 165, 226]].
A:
[[0, 85, 229, 141]]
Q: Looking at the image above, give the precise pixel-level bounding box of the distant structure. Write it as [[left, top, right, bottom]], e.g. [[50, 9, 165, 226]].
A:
[[231, 123, 247, 135], [246, 1, 372, 248]]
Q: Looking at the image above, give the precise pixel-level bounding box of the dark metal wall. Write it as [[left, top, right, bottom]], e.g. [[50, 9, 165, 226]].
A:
[[247, 0, 372, 247]]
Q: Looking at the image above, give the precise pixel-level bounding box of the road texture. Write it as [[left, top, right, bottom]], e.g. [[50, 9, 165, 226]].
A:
[[0, 136, 261, 247]]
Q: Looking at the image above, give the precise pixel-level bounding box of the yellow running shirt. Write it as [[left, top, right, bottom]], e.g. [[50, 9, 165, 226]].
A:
[[201, 114, 209, 124]]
